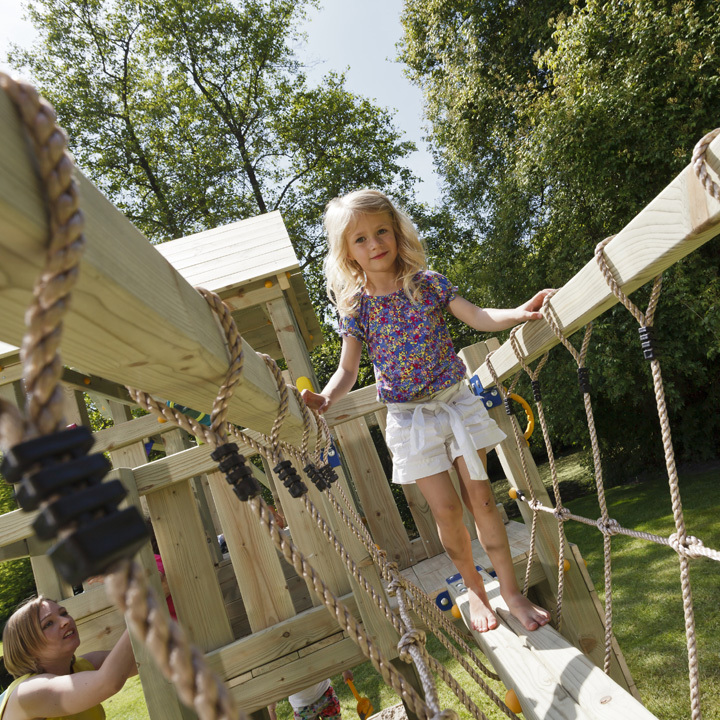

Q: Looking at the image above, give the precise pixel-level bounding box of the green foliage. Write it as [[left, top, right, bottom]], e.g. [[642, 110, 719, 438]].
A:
[[0, 476, 36, 627], [401, 0, 720, 478], [8, 0, 417, 310]]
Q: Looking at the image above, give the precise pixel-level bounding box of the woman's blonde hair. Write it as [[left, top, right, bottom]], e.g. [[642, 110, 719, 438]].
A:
[[2, 595, 52, 677], [323, 189, 427, 317]]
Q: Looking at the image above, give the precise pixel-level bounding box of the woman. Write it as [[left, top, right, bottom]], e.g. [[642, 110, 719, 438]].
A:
[[0, 596, 137, 719]]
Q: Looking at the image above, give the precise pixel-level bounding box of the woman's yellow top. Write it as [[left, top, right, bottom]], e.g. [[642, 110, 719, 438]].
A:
[[0, 657, 105, 720]]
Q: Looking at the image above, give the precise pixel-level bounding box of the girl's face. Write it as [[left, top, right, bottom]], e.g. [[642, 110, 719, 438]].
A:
[[346, 211, 398, 276], [36, 600, 80, 666]]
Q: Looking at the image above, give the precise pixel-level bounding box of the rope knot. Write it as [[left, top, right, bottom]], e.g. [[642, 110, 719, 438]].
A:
[[397, 629, 426, 662], [386, 577, 403, 597], [554, 506, 570, 521], [668, 533, 704, 557], [596, 517, 620, 536]]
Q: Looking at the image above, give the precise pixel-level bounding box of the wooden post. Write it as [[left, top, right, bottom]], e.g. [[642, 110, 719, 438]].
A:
[[115, 468, 199, 720], [205, 467, 297, 633], [162, 429, 222, 563], [334, 418, 415, 569]]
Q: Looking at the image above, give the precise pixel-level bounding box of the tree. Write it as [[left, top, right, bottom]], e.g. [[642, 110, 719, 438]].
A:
[[8, 0, 416, 289], [401, 0, 720, 477]]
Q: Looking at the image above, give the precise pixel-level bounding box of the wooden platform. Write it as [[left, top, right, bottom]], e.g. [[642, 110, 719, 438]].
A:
[[400, 519, 546, 600]]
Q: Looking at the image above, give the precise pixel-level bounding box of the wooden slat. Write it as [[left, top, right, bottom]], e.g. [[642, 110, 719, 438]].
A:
[[0, 90, 309, 445], [474, 134, 720, 387], [325, 385, 382, 425], [447, 570, 657, 720], [205, 593, 359, 679], [206, 469, 296, 633], [334, 417, 416, 569], [228, 636, 367, 713]]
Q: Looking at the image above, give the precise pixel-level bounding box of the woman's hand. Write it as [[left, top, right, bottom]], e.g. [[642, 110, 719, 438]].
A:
[[301, 388, 331, 413]]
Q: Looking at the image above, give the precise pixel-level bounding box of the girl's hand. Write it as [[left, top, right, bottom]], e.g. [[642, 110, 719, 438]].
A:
[[517, 289, 554, 321], [301, 388, 331, 413]]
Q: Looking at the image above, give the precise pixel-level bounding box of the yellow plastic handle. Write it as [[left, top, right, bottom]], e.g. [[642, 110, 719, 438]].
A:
[[296, 376, 314, 393], [508, 392, 535, 441]]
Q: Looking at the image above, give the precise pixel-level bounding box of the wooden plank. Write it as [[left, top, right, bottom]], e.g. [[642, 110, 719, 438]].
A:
[[473, 134, 720, 388], [0, 506, 38, 547], [265, 297, 316, 384], [114, 467, 197, 720], [334, 417, 415, 569], [227, 636, 367, 713], [446, 571, 657, 720], [0, 90, 309, 445], [205, 594, 359, 679], [145, 476, 233, 651], [324, 385, 382, 425], [223, 284, 283, 312], [93, 412, 176, 453], [205, 468, 296, 633], [264, 458, 351, 602]]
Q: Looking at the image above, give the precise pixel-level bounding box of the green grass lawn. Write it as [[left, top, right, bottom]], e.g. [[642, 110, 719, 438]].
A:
[[103, 456, 719, 720]]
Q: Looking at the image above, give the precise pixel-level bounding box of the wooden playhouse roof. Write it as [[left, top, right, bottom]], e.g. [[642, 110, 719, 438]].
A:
[[155, 211, 323, 359]]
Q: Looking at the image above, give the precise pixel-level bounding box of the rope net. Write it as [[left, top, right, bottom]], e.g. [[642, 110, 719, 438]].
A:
[[481, 132, 720, 718]]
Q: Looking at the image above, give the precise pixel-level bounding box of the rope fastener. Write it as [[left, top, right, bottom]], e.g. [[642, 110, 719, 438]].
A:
[[304, 462, 330, 491], [638, 325, 658, 361], [0, 425, 149, 585], [577, 367, 591, 395], [274, 459, 307, 498], [211, 442, 261, 501], [469, 375, 503, 409]]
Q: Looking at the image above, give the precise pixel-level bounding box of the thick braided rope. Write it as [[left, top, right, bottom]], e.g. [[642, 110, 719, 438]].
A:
[[0, 75, 244, 720], [483, 354, 540, 599], [594, 238, 701, 719], [0, 73, 85, 440], [105, 560, 240, 720], [691, 127, 720, 203], [541, 294, 616, 672], [194, 288, 245, 443], [507, 325, 575, 630]]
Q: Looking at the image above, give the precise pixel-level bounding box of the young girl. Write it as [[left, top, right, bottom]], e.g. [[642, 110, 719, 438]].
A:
[[302, 189, 551, 633]]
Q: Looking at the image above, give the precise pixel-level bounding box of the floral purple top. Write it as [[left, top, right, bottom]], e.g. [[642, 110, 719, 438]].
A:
[[339, 271, 467, 403]]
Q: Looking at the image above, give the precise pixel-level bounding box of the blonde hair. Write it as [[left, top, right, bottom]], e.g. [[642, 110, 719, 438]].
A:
[[323, 189, 427, 317], [3, 595, 53, 677]]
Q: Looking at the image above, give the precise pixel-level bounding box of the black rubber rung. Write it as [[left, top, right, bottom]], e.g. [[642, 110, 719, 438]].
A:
[[32, 480, 127, 541], [48, 507, 150, 585], [0, 426, 94, 485], [15, 453, 111, 512]]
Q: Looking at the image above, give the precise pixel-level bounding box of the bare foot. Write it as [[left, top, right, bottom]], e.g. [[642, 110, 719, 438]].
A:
[[467, 586, 498, 633], [504, 592, 551, 631]]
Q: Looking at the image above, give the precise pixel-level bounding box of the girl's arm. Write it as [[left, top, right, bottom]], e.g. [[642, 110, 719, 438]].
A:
[[448, 289, 552, 332], [301, 336, 362, 413], [10, 630, 137, 719]]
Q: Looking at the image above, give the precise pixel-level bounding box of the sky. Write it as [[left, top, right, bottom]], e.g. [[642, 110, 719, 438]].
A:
[[0, 0, 441, 204]]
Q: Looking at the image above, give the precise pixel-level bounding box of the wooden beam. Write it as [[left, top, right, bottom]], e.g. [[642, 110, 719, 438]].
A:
[[474, 134, 720, 387], [0, 89, 309, 445], [324, 385, 382, 425], [446, 571, 657, 720], [205, 593, 359, 681]]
